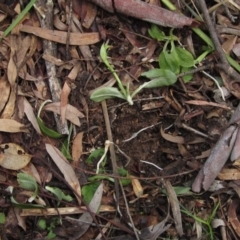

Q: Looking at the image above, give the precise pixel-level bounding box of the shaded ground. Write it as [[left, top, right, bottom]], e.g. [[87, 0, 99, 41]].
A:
[[1, 0, 240, 240]]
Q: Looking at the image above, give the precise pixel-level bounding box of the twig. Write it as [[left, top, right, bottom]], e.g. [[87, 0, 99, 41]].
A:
[[101, 100, 120, 204], [35, 0, 69, 134], [119, 182, 140, 240], [198, 0, 240, 82]]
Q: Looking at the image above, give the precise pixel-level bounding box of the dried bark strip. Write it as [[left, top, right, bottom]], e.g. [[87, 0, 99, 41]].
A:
[[35, 0, 68, 134], [19, 25, 100, 45], [88, 0, 196, 28]]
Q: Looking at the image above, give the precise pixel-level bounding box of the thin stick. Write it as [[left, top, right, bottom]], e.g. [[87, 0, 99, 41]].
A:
[[101, 100, 120, 204]]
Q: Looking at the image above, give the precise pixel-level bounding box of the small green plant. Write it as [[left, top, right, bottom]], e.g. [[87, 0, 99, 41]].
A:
[[45, 186, 73, 206], [37, 100, 63, 138], [146, 25, 195, 82], [90, 43, 177, 104], [17, 173, 38, 202], [181, 201, 220, 240], [37, 217, 61, 239]]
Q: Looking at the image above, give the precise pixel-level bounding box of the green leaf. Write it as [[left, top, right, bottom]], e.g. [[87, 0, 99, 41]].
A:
[[61, 138, 72, 160], [17, 173, 38, 202], [90, 87, 126, 102], [82, 182, 100, 204], [37, 118, 63, 138], [100, 43, 112, 70], [0, 213, 5, 224], [17, 173, 37, 191], [159, 50, 180, 74], [175, 47, 194, 68], [0, 0, 36, 41], [148, 24, 166, 41], [181, 67, 193, 83], [11, 196, 45, 209], [47, 230, 56, 239], [86, 148, 106, 164], [45, 186, 73, 204], [37, 218, 47, 230], [141, 69, 177, 88]]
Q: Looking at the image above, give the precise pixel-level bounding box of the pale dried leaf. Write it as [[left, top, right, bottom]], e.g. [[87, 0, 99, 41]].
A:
[[19, 25, 100, 45], [165, 180, 183, 236], [14, 208, 26, 231], [0, 119, 28, 133], [60, 82, 71, 124], [69, 182, 103, 239], [22, 163, 42, 184], [185, 100, 231, 110], [228, 199, 240, 237], [72, 132, 83, 163], [0, 143, 32, 170], [222, 35, 237, 54], [0, 74, 10, 113], [161, 127, 184, 144], [218, 168, 240, 180], [131, 176, 143, 198], [23, 97, 41, 134], [60, 63, 82, 124], [45, 143, 81, 205], [44, 102, 84, 126]]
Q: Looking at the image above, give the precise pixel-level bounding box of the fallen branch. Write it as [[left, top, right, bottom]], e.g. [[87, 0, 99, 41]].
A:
[[35, 0, 69, 134]]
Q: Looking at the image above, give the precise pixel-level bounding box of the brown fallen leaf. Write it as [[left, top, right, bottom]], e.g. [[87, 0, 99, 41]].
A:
[[89, 0, 197, 28], [192, 124, 238, 192], [131, 176, 143, 198], [0, 74, 10, 113], [164, 180, 183, 236], [218, 168, 240, 180], [45, 143, 81, 205], [228, 199, 240, 237], [185, 100, 231, 110], [0, 143, 32, 170], [72, 132, 83, 166], [43, 102, 84, 126], [0, 119, 29, 133], [22, 97, 41, 135], [60, 63, 81, 124], [19, 24, 100, 45]]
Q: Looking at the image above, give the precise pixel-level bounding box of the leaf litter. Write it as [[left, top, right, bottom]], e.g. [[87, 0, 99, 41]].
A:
[[1, 0, 240, 239]]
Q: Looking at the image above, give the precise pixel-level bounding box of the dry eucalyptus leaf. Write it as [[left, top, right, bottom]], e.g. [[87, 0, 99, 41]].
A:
[[0, 143, 32, 170], [131, 176, 143, 198], [46, 143, 81, 205], [0, 119, 29, 133]]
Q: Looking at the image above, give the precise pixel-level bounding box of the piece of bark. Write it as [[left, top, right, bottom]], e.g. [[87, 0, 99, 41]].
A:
[[35, 0, 69, 134], [192, 103, 240, 192], [88, 0, 197, 28]]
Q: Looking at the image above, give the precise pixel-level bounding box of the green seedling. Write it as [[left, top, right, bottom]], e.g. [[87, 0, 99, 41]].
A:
[[162, 0, 240, 73], [90, 43, 177, 104], [17, 173, 38, 202], [181, 201, 220, 240], [146, 26, 195, 82], [162, 186, 193, 196], [6, 186, 44, 208], [37, 217, 61, 239], [45, 186, 73, 206], [0, 0, 36, 41], [82, 181, 100, 204], [61, 123, 72, 160], [37, 100, 63, 138]]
